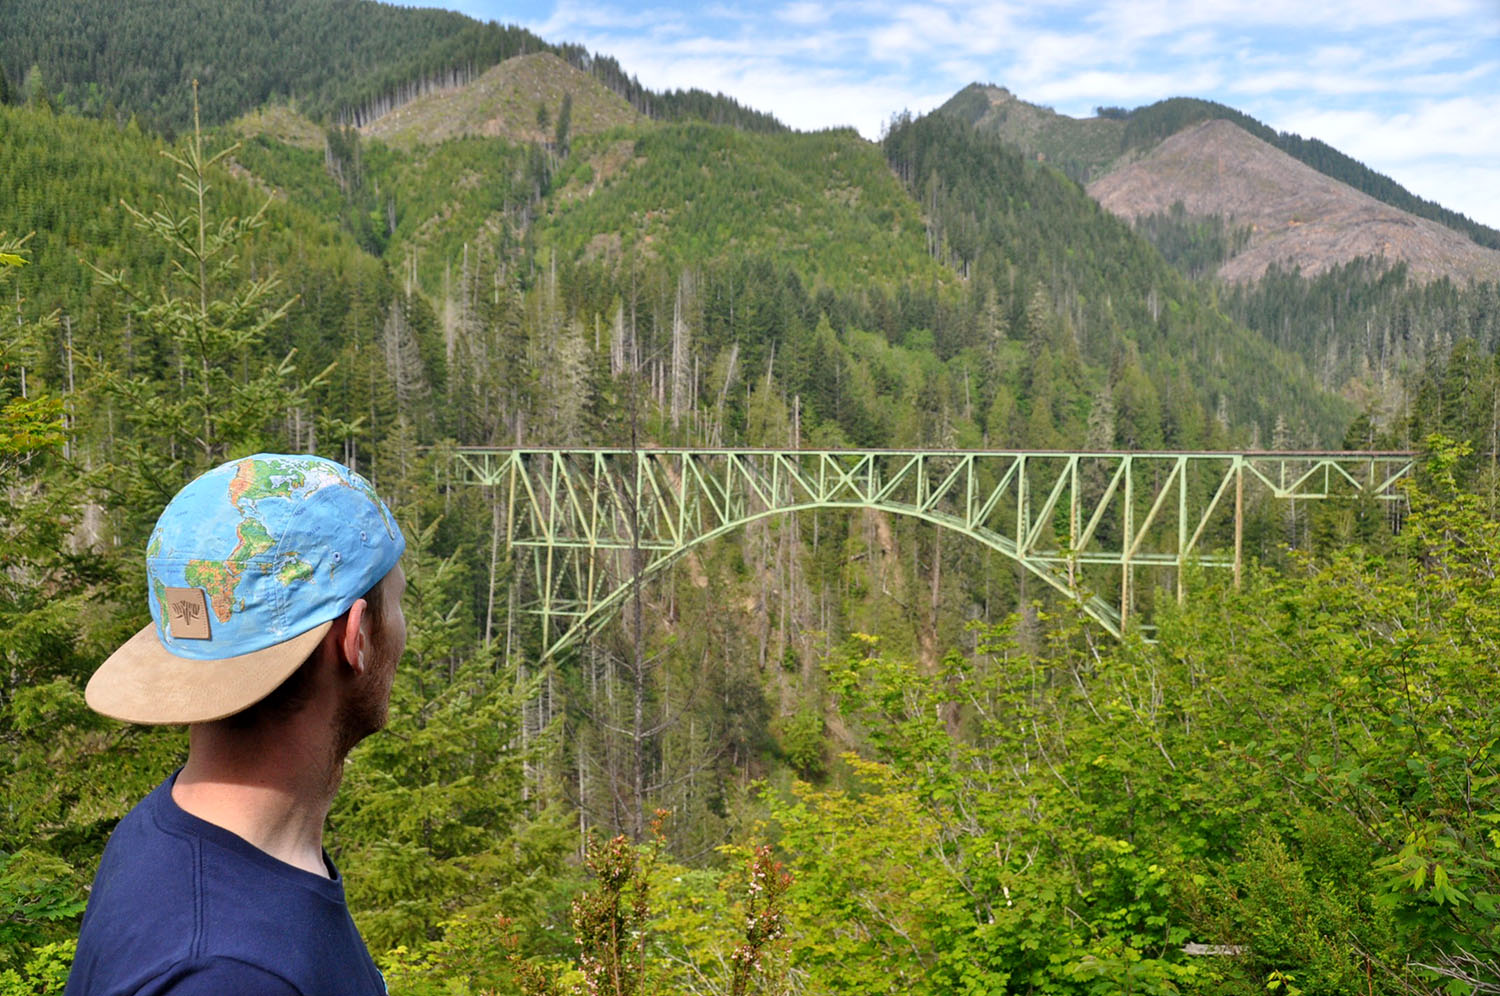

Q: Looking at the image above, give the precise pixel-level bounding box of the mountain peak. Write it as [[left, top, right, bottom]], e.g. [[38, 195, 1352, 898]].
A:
[[938, 84, 1123, 178]]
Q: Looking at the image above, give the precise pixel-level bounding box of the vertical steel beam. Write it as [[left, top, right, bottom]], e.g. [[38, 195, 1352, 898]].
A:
[[541, 454, 560, 653], [1016, 454, 1028, 556], [1068, 456, 1079, 589], [1177, 456, 1188, 604], [1234, 456, 1244, 591], [1121, 456, 1133, 629], [584, 452, 603, 615]]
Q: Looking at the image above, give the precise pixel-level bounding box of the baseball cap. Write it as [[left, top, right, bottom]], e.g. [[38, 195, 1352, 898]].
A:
[[86, 454, 406, 725]]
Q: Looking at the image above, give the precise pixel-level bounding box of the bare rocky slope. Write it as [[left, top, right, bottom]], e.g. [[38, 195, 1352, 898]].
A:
[[1087, 119, 1500, 284], [360, 52, 640, 148]]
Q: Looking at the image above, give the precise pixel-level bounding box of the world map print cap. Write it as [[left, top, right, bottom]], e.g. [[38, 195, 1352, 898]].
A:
[[86, 454, 406, 725]]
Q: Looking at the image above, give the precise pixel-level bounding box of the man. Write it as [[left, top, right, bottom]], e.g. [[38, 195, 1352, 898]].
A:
[[65, 453, 407, 996]]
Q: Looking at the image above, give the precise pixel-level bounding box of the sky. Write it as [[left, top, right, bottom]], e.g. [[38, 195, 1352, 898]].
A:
[[399, 0, 1500, 230]]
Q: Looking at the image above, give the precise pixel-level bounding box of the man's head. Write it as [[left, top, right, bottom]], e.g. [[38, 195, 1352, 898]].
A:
[[86, 454, 406, 727], [216, 561, 407, 751]]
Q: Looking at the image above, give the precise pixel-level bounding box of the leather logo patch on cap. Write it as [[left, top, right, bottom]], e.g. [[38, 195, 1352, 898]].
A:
[[164, 587, 212, 640]]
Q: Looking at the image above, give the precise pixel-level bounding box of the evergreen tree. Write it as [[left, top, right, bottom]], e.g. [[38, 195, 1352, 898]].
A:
[[84, 86, 325, 531], [554, 92, 572, 158]]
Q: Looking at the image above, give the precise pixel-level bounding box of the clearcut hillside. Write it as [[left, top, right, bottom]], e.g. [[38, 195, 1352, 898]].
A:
[[1087, 119, 1500, 284], [360, 53, 641, 149]]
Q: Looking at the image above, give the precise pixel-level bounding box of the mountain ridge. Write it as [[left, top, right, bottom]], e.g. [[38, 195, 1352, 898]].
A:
[[940, 83, 1500, 253]]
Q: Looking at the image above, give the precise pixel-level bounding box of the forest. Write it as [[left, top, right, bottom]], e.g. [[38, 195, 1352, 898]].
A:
[[2, 5, 1500, 992]]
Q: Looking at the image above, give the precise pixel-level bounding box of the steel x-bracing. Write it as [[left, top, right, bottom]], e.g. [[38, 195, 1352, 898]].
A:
[[453, 448, 1413, 660]]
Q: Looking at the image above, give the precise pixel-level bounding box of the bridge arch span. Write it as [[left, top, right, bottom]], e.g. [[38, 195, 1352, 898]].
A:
[[452, 447, 1412, 660], [541, 499, 1119, 662]]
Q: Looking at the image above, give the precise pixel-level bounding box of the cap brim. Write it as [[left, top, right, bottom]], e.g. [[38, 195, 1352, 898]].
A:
[[86, 620, 335, 725]]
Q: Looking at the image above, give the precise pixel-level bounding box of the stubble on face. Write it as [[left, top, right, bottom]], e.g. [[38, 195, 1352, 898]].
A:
[[334, 567, 406, 758]]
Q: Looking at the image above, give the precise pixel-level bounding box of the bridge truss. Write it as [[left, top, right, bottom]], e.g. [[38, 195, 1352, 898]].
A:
[[453, 448, 1413, 660]]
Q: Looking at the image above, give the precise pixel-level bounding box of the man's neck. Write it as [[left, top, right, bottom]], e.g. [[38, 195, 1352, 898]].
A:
[[173, 722, 343, 878]]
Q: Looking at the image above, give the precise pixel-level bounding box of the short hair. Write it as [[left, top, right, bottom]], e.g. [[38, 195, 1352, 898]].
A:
[[215, 571, 394, 729]]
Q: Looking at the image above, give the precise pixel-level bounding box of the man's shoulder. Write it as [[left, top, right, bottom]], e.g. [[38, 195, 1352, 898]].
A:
[[66, 779, 204, 996], [85, 778, 197, 907], [69, 777, 387, 996]]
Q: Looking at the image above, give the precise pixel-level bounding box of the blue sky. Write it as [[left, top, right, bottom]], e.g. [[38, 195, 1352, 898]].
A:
[[399, 0, 1500, 229]]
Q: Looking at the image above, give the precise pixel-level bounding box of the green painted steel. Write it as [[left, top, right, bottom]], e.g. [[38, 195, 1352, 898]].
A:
[[454, 448, 1414, 659]]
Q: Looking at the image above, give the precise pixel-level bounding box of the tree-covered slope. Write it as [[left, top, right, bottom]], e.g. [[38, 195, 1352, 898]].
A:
[[884, 110, 1351, 445], [0, 102, 377, 327], [0, 0, 547, 132], [538, 124, 951, 293], [939, 83, 1126, 182], [224, 100, 1350, 448], [0, 0, 783, 137]]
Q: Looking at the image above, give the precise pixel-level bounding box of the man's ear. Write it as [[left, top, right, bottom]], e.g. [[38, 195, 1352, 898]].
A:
[[339, 598, 369, 675]]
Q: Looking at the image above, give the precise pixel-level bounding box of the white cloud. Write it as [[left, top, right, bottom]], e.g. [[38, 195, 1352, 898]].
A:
[[1029, 69, 1223, 107], [862, 2, 1026, 61], [1279, 97, 1500, 166], [530, 0, 686, 36], [777, 2, 831, 25], [1374, 39, 1473, 71], [1393, 162, 1500, 232], [1259, 97, 1500, 226], [1084, 0, 1492, 36], [1165, 29, 1220, 57], [1231, 70, 1392, 97]]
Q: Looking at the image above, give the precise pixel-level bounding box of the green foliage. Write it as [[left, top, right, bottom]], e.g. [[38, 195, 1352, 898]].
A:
[[777, 709, 825, 780], [331, 466, 574, 986], [753, 444, 1500, 994], [0, 0, 552, 131], [939, 83, 1129, 185], [0, 235, 135, 979], [497, 831, 794, 996], [541, 123, 947, 294], [83, 91, 326, 526], [1132, 202, 1252, 279], [727, 845, 793, 996], [0, 853, 84, 965], [1223, 261, 1500, 428], [382, 137, 534, 293], [0, 939, 74, 995], [573, 831, 657, 996]]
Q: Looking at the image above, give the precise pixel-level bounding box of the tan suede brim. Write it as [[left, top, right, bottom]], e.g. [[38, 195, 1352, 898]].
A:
[[85, 620, 334, 725]]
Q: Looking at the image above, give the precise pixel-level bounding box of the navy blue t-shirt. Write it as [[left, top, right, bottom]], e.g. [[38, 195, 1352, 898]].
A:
[[65, 774, 386, 996]]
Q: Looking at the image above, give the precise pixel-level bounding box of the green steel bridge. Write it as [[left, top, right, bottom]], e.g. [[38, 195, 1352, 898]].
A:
[[453, 448, 1414, 660]]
